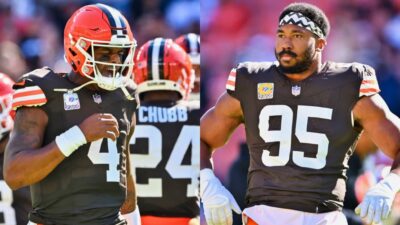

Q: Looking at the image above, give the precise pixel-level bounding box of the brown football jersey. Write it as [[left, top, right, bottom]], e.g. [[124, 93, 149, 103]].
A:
[[130, 101, 200, 218], [226, 61, 379, 213], [12, 68, 137, 225]]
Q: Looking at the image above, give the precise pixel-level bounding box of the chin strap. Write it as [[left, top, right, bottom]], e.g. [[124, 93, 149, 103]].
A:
[[120, 86, 134, 100], [54, 80, 97, 93]]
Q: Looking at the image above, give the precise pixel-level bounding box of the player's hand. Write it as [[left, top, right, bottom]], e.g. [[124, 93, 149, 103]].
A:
[[200, 168, 242, 225], [79, 113, 120, 142], [355, 173, 400, 224]]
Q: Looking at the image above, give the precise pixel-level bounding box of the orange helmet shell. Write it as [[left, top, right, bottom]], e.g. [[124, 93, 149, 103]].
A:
[[134, 38, 194, 99], [64, 4, 137, 90]]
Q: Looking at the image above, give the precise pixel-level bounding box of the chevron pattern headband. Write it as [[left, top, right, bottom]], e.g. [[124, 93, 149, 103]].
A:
[[279, 12, 324, 38]]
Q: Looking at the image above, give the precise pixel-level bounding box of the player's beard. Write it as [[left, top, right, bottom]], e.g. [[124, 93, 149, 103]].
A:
[[275, 46, 314, 74]]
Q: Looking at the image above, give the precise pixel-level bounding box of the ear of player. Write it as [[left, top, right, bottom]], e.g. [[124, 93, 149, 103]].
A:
[[134, 37, 195, 100], [355, 172, 400, 224], [200, 168, 242, 225]]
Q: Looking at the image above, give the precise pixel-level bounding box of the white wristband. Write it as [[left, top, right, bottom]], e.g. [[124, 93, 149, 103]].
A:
[[55, 125, 87, 157], [122, 206, 141, 225]]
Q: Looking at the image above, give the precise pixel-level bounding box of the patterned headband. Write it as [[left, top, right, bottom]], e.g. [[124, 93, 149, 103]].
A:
[[279, 12, 324, 38]]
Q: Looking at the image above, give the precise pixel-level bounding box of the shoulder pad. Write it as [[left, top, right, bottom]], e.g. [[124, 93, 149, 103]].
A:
[[350, 63, 374, 77], [21, 67, 52, 79], [11, 68, 50, 110], [237, 61, 278, 74], [352, 63, 379, 97]]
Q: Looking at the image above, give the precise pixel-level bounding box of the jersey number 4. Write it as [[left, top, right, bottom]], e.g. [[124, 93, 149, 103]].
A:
[[88, 138, 120, 182], [259, 105, 333, 169], [130, 125, 200, 197]]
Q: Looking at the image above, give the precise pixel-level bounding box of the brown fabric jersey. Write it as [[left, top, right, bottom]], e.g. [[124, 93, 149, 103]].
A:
[[226, 61, 379, 213], [130, 100, 200, 218], [13, 68, 137, 225]]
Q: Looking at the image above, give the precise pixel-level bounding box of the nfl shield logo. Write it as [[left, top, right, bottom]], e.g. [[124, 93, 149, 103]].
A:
[[292, 85, 301, 96], [93, 93, 102, 104]]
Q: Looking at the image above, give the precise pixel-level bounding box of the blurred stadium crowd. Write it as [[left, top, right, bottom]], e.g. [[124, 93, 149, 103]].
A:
[[0, 0, 199, 81], [202, 0, 400, 224]]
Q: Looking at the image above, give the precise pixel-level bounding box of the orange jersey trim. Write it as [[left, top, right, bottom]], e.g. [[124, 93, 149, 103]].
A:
[[12, 98, 47, 109], [226, 80, 235, 86], [12, 86, 47, 109], [13, 80, 26, 86], [247, 217, 258, 225], [13, 89, 44, 99], [360, 88, 379, 93], [141, 216, 192, 225], [361, 80, 376, 84], [226, 68, 237, 91]]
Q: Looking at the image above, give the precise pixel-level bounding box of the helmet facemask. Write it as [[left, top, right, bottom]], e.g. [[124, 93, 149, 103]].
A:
[[74, 36, 137, 91]]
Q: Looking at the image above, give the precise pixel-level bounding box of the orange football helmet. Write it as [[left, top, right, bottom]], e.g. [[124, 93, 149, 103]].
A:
[[175, 33, 200, 99], [0, 73, 14, 141], [64, 3, 137, 91], [175, 33, 200, 65], [134, 38, 194, 100]]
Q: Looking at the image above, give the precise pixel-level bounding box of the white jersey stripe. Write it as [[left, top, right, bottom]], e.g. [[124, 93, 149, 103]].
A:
[[188, 33, 198, 53], [14, 86, 42, 94], [226, 84, 235, 91], [13, 93, 46, 103], [228, 75, 236, 82]]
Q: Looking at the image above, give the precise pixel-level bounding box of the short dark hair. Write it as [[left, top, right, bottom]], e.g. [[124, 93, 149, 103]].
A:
[[279, 3, 330, 38]]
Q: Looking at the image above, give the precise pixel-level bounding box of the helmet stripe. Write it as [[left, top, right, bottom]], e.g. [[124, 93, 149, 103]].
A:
[[118, 15, 128, 35], [187, 33, 199, 54], [147, 40, 154, 80], [96, 4, 124, 35], [158, 39, 165, 80], [183, 36, 191, 54], [151, 38, 163, 80]]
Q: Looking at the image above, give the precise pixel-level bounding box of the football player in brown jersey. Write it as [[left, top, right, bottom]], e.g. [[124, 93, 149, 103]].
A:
[[130, 37, 199, 225], [0, 73, 32, 225], [200, 2, 400, 225], [4, 4, 140, 225]]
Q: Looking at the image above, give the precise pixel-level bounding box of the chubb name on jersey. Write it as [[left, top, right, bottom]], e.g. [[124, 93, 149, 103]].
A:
[[138, 106, 188, 123]]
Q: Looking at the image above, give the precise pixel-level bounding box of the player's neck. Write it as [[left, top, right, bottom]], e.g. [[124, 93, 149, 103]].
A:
[[283, 59, 323, 82]]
